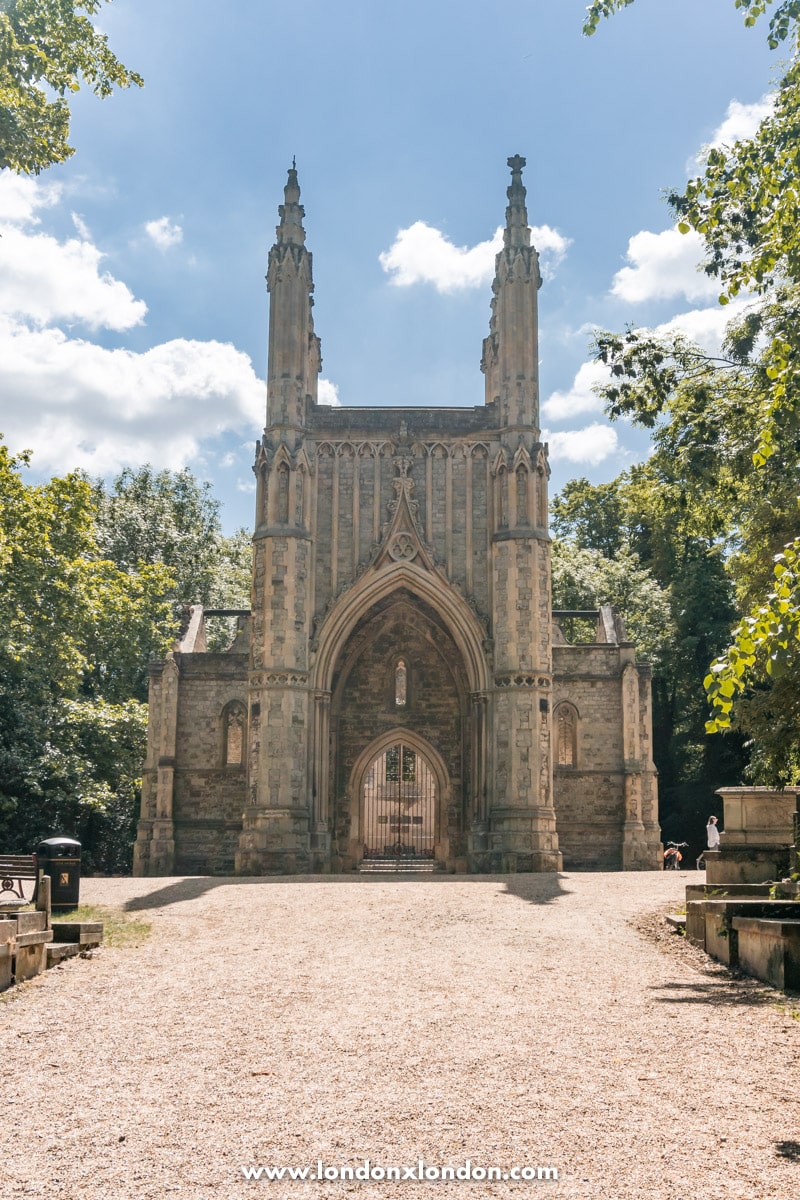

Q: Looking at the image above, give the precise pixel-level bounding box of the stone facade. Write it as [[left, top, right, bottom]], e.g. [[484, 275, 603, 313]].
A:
[[134, 158, 662, 877]]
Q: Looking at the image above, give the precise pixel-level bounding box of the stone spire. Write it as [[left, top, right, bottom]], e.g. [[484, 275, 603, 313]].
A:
[[275, 162, 306, 247], [504, 153, 530, 251], [481, 155, 542, 434], [265, 164, 320, 428]]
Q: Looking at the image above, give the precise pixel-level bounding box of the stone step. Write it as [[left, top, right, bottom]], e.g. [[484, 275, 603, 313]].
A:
[[732, 917, 800, 991], [359, 859, 444, 874], [51, 921, 103, 946], [13, 911, 48, 935], [47, 942, 82, 967], [14, 929, 53, 948]]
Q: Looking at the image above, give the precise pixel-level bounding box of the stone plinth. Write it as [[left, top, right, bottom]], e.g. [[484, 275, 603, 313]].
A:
[[694, 899, 800, 967], [707, 787, 800, 886], [236, 805, 311, 874], [732, 917, 800, 991], [716, 787, 799, 845], [0, 919, 14, 992]]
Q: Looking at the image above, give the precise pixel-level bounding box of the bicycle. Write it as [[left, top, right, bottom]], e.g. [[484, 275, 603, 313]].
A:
[[663, 841, 688, 870]]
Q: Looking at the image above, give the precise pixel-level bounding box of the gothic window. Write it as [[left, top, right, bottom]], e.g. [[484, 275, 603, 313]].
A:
[[497, 467, 508, 529], [402, 749, 416, 782], [277, 463, 290, 524], [223, 701, 246, 767], [294, 467, 305, 527], [384, 744, 416, 783], [516, 465, 529, 526], [395, 659, 407, 707], [385, 746, 400, 781], [555, 703, 578, 769]]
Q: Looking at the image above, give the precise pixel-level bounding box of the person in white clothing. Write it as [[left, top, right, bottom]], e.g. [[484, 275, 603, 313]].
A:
[[706, 815, 720, 849], [697, 815, 721, 870]]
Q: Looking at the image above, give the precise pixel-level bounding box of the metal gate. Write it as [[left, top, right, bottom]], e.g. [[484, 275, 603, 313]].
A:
[[362, 743, 436, 861]]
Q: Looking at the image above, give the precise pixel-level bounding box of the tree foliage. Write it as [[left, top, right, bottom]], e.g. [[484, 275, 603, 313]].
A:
[[552, 472, 748, 841], [0, 0, 142, 174], [584, 0, 800, 50], [94, 466, 252, 651], [0, 451, 254, 868], [582, 0, 800, 779], [0, 441, 176, 865]]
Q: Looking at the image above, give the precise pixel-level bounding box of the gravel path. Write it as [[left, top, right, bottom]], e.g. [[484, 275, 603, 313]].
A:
[[2, 871, 798, 1199]]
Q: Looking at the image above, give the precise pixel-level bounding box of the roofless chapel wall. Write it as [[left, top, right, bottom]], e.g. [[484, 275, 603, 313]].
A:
[[134, 157, 662, 877]]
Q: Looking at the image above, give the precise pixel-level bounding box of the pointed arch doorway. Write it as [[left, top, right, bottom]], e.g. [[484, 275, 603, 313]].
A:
[[353, 731, 448, 868]]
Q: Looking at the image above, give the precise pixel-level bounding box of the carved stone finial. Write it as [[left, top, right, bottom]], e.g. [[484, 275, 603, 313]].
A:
[[504, 154, 530, 251]]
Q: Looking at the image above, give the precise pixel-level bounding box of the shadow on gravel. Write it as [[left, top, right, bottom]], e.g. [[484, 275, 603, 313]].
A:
[[123, 876, 268, 910], [775, 1141, 800, 1161], [123, 871, 571, 911], [503, 873, 570, 907], [648, 980, 775, 1008]]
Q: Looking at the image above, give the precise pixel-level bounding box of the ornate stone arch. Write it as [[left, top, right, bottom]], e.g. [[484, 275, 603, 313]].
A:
[[221, 699, 247, 767], [347, 726, 451, 848], [554, 701, 579, 769], [311, 558, 490, 695]]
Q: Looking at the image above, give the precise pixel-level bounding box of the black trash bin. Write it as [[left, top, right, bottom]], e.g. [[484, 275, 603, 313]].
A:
[[37, 837, 81, 911]]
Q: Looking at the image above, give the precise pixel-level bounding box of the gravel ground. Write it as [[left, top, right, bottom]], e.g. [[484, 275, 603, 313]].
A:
[[2, 871, 799, 1200]]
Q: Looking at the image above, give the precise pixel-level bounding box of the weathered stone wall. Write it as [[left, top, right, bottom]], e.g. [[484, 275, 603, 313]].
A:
[[552, 645, 657, 869], [171, 653, 248, 874], [309, 423, 499, 627]]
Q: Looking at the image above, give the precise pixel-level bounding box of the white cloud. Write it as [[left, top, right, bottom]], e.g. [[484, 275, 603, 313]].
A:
[[0, 170, 61, 224], [145, 215, 184, 251], [317, 377, 341, 406], [0, 173, 266, 476], [611, 227, 719, 304], [0, 316, 264, 474], [545, 423, 619, 466], [379, 221, 570, 293], [0, 225, 147, 330], [655, 297, 751, 356], [701, 94, 775, 158], [0, 173, 146, 331], [530, 224, 572, 279], [542, 361, 611, 423], [71, 212, 91, 241]]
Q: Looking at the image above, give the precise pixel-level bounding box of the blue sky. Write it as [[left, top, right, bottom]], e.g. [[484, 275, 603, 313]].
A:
[[0, 0, 780, 531]]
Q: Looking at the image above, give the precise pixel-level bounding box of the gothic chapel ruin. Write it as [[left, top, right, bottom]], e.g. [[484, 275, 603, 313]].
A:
[[135, 158, 662, 876]]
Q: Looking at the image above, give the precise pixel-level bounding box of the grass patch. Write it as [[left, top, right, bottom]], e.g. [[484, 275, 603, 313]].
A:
[[52, 903, 151, 948]]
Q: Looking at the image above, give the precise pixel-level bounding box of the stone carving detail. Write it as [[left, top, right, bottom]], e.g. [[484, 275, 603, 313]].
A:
[[494, 673, 539, 688], [263, 671, 309, 687], [388, 533, 418, 562], [384, 455, 421, 535]]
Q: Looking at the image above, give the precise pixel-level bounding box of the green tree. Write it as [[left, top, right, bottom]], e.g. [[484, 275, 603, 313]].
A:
[[0, 441, 175, 865], [93, 465, 252, 651], [0, 0, 142, 174], [552, 471, 748, 843], [583, 0, 800, 777]]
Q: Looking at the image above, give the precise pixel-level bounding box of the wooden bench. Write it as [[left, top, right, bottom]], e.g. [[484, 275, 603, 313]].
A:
[[0, 854, 39, 903]]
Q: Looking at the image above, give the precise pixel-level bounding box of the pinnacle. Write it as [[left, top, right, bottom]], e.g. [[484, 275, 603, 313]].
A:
[[276, 163, 306, 247], [504, 153, 530, 251]]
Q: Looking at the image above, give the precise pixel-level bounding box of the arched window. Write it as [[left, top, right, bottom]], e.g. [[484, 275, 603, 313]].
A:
[[497, 466, 508, 529], [555, 703, 578, 768], [223, 701, 246, 766], [395, 659, 407, 707], [277, 463, 290, 524], [516, 465, 529, 526], [294, 468, 305, 527]]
